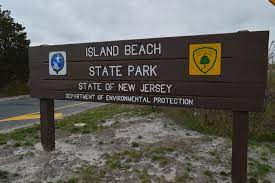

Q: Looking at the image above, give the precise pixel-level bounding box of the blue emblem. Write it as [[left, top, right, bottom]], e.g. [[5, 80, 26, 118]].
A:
[[50, 53, 65, 74]]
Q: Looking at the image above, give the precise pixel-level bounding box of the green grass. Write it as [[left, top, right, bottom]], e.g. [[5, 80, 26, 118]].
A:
[[123, 150, 143, 163], [17, 151, 35, 160], [131, 142, 139, 148], [204, 169, 213, 178], [156, 67, 275, 142], [0, 169, 18, 182], [134, 168, 151, 183], [104, 149, 143, 169], [265, 143, 275, 154], [260, 151, 269, 161], [0, 104, 153, 147], [0, 170, 9, 180], [220, 171, 230, 177], [158, 101, 274, 142], [58, 165, 106, 183], [56, 104, 153, 134], [248, 159, 273, 180], [59, 178, 78, 183], [0, 125, 40, 146], [104, 146, 175, 169], [209, 148, 222, 163], [0, 134, 7, 145], [150, 146, 175, 154], [149, 146, 175, 167], [175, 172, 193, 183], [159, 107, 233, 137], [185, 162, 193, 172], [151, 155, 170, 167], [79, 165, 106, 183]]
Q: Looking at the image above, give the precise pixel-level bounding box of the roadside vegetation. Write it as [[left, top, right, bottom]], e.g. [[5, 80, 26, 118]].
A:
[[0, 81, 29, 97], [0, 104, 153, 147], [56, 104, 153, 134], [0, 101, 274, 182], [159, 64, 275, 143], [0, 124, 40, 146], [0, 5, 30, 98]]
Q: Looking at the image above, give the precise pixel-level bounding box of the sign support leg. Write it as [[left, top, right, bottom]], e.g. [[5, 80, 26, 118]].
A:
[[40, 99, 55, 151], [232, 111, 249, 183]]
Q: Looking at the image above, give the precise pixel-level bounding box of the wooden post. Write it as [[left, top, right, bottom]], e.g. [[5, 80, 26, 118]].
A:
[[40, 99, 55, 151], [232, 111, 249, 183]]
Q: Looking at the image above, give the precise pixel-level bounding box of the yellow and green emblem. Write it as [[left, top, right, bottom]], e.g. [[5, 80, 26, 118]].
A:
[[189, 43, 221, 75]]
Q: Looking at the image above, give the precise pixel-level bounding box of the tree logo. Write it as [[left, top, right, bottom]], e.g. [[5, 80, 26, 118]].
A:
[[189, 43, 221, 75], [193, 47, 217, 73], [49, 51, 67, 75]]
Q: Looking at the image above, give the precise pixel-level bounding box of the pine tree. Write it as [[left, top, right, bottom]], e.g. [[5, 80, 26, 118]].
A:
[[0, 5, 30, 88]]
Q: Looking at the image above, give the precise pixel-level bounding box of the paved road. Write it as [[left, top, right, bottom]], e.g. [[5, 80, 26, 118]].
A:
[[0, 96, 105, 133]]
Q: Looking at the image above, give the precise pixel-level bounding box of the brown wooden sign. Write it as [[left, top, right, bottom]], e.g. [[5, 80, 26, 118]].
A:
[[29, 31, 269, 112], [29, 31, 269, 183]]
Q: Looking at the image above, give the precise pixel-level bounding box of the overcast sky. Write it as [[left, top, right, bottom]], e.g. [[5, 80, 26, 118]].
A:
[[1, 0, 274, 46]]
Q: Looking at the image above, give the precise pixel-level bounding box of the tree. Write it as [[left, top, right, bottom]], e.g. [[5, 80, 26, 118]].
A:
[[200, 55, 210, 68], [0, 5, 30, 88]]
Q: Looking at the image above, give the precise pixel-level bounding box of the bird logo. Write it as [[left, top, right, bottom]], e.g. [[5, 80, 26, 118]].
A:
[[49, 51, 67, 75], [51, 53, 64, 74]]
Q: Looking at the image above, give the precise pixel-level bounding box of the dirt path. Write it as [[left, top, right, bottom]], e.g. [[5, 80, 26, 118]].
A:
[[0, 112, 274, 182]]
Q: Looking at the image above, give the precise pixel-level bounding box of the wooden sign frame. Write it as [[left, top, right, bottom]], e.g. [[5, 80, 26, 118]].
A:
[[29, 31, 269, 183]]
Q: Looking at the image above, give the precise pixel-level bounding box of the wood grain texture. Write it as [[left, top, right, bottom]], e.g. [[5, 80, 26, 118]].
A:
[[29, 31, 269, 111], [29, 32, 240, 62], [30, 80, 265, 98], [232, 111, 249, 182], [40, 99, 55, 151], [30, 59, 266, 83], [31, 91, 265, 112]]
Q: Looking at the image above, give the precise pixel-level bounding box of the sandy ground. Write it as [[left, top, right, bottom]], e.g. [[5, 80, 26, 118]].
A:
[[0, 112, 274, 183]]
